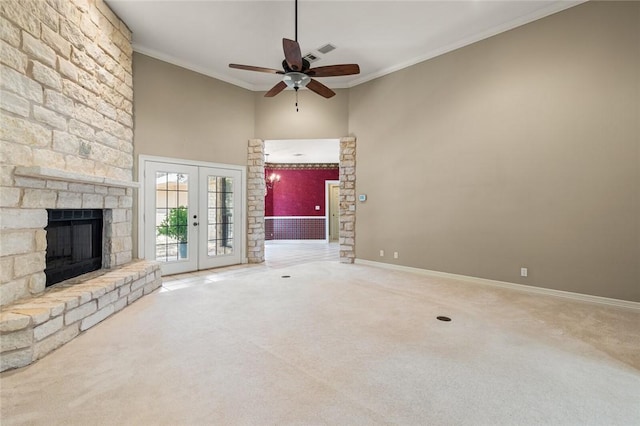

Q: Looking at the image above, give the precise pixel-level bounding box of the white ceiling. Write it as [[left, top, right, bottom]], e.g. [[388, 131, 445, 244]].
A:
[[265, 139, 340, 163], [107, 0, 582, 92]]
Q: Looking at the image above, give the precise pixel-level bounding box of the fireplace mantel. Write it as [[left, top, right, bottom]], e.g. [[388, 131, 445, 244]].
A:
[[14, 167, 140, 189]]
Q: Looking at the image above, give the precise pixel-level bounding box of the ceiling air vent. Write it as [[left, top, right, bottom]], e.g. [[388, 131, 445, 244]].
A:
[[317, 43, 336, 54], [303, 52, 320, 63]]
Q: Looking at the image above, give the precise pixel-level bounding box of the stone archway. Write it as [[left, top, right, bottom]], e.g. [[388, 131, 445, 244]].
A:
[[246, 137, 356, 264]]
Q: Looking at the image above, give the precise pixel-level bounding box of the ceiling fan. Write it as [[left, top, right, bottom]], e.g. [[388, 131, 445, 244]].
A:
[[229, 0, 360, 100]]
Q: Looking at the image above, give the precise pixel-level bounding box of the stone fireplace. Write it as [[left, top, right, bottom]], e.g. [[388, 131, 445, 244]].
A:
[[0, 0, 161, 371], [1, 162, 139, 306], [0, 167, 161, 372]]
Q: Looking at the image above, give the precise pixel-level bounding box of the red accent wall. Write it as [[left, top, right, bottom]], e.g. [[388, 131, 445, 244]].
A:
[[265, 167, 339, 217]]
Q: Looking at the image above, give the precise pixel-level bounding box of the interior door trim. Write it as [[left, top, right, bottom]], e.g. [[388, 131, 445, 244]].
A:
[[325, 180, 339, 243], [138, 154, 247, 265]]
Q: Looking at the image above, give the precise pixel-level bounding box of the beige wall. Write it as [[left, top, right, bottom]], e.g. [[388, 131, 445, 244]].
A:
[[349, 1, 640, 301], [254, 88, 348, 140], [133, 52, 349, 158], [133, 53, 254, 166], [132, 53, 255, 254]]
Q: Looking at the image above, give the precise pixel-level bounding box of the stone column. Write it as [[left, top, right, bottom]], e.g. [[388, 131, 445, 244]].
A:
[[246, 139, 265, 263], [339, 137, 356, 263]]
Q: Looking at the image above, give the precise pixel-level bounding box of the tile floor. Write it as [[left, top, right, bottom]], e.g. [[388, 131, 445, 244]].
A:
[[160, 240, 339, 292]]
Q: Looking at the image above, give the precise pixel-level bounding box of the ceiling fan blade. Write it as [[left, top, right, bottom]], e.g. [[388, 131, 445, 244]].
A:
[[264, 81, 288, 97], [306, 79, 335, 99], [229, 64, 284, 74], [283, 38, 303, 71], [306, 64, 360, 78]]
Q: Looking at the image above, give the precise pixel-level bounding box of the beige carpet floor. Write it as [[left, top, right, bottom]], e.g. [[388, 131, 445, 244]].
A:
[[1, 253, 639, 425]]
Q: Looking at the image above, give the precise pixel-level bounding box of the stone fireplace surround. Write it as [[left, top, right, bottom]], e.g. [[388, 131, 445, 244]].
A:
[[0, 167, 161, 372], [0, 0, 160, 371]]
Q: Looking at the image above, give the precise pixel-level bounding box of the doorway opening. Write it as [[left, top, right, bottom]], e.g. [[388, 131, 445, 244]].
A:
[[264, 138, 339, 242], [326, 180, 339, 242], [264, 139, 339, 261], [246, 136, 355, 264]]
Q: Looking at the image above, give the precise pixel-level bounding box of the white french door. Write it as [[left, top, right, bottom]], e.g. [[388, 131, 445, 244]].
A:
[[197, 166, 242, 270], [142, 158, 244, 276]]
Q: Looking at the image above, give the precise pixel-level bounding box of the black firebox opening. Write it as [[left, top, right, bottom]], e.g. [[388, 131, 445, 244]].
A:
[[45, 209, 103, 287]]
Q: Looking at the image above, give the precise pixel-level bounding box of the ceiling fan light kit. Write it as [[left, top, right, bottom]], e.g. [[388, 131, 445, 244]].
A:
[[228, 0, 360, 110], [283, 72, 310, 89]]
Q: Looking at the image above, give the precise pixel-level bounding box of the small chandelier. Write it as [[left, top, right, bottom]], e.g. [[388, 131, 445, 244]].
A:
[[266, 172, 280, 190], [264, 154, 281, 192]]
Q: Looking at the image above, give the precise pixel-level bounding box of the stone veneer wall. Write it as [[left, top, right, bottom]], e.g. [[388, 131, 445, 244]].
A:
[[246, 139, 265, 263], [0, 0, 135, 307], [339, 137, 356, 263]]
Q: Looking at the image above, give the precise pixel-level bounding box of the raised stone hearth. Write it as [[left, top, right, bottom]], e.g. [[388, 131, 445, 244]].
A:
[[0, 260, 161, 372]]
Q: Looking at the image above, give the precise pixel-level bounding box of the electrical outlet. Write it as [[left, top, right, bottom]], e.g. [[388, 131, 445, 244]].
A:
[[394, 252, 399, 259], [520, 267, 528, 277], [379, 250, 384, 257]]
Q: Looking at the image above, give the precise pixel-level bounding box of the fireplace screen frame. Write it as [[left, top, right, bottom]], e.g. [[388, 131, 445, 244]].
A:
[[44, 209, 104, 287]]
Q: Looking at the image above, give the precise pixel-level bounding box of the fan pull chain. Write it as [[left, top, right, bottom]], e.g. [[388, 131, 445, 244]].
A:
[[295, 87, 299, 112]]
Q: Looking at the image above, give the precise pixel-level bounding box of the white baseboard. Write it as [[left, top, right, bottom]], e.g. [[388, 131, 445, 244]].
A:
[[354, 259, 640, 311]]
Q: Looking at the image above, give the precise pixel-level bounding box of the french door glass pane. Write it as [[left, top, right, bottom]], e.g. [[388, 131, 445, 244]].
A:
[[155, 171, 190, 262], [207, 176, 234, 256]]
